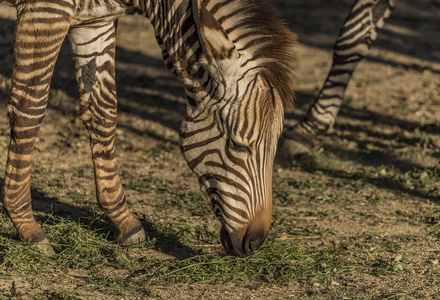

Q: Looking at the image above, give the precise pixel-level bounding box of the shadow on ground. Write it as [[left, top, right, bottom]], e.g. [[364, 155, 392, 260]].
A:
[[276, 0, 440, 66], [0, 178, 198, 259]]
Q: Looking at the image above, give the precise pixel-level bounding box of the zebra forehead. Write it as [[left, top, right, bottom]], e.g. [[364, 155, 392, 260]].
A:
[[239, 78, 284, 115], [229, 90, 283, 139]]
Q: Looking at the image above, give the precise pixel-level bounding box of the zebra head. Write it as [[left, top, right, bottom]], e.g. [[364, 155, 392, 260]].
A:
[[179, 0, 296, 257]]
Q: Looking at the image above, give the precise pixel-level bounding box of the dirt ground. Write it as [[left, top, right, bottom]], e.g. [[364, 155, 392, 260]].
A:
[[0, 0, 439, 299]]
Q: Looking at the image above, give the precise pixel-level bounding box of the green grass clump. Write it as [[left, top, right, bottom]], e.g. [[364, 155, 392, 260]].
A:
[[426, 209, 440, 227], [392, 168, 439, 194], [0, 212, 139, 272], [0, 210, 357, 290], [129, 241, 354, 287]]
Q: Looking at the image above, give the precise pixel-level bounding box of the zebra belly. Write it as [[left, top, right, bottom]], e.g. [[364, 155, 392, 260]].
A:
[[71, 0, 129, 26]]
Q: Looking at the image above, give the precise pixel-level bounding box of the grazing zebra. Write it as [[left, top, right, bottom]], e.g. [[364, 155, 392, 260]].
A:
[[281, 0, 394, 155], [1, 0, 296, 257]]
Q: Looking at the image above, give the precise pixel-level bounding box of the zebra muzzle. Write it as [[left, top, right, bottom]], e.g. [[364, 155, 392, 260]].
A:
[[220, 220, 269, 257]]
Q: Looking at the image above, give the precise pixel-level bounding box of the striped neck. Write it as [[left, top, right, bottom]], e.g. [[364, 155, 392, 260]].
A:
[[128, 0, 201, 75]]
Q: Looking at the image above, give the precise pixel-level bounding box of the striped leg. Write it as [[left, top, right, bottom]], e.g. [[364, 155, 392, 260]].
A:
[[281, 0, 394, 155], [2, 10, 71, 254], [69, 22, 146, 246]]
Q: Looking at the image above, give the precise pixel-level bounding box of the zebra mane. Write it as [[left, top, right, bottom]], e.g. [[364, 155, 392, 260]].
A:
[[226, 0, 297, 108]]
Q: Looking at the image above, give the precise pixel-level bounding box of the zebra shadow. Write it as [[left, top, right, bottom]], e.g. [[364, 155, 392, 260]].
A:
[[280, 90, 440, 203], [0, 178, 199, 259], [278, 0, 440, 71]]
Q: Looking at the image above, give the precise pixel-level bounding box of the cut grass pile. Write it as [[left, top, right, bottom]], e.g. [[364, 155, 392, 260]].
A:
[[0, 212, 350, 284], [0, 209, 379, 299]]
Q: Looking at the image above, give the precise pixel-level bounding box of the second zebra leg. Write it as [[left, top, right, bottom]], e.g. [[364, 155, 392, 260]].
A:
[[281, 0, 394, 155], [69, 21, 147, 246]]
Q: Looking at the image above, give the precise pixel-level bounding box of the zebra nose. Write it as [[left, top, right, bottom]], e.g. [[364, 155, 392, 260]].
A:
[[242, 222, 269, 256], [220, 220, 270, 257]]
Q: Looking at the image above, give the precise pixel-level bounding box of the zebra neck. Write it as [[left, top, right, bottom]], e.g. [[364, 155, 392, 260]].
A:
[[129, 0, 201, 74], [129, 0, 217, 112]]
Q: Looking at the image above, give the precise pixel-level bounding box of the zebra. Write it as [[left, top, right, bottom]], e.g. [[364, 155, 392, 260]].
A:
[[1, 0, 296, 257], [281, 0, 394, 155]]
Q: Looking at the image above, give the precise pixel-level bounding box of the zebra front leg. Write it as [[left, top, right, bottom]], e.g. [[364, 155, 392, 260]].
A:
[[69, 22, 146, 246], [2, 9, 71, 255], [281, 0, 394, 155]]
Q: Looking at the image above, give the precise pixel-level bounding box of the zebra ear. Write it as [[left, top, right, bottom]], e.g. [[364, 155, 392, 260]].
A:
[[192, 0, 239, 62]]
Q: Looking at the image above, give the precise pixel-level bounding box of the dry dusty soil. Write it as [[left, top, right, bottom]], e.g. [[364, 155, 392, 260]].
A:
[[0, 0, 439, 299]]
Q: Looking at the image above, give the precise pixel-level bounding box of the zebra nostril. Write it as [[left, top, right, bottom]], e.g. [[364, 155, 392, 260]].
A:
[[242, 228, 268, 256], [220, 226, 248, 257], [250, 236, 264, 252], [220, 217, 270, 257]]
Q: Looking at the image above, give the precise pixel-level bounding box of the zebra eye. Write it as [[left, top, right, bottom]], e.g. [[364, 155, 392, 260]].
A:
[[230, 139, 251, 153]]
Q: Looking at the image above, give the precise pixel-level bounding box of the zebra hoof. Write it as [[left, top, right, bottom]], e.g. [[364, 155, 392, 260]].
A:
[[117, 225, 147, 246], [279, 124, 316, 156], [35, 238, 55, 256], [279, 136, 313, 156]]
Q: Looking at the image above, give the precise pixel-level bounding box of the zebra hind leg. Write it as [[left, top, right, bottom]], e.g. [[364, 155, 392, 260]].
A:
[[2, 10, 71, 255], [69, 22, 147, 246], [280, 0, 394, 156]]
